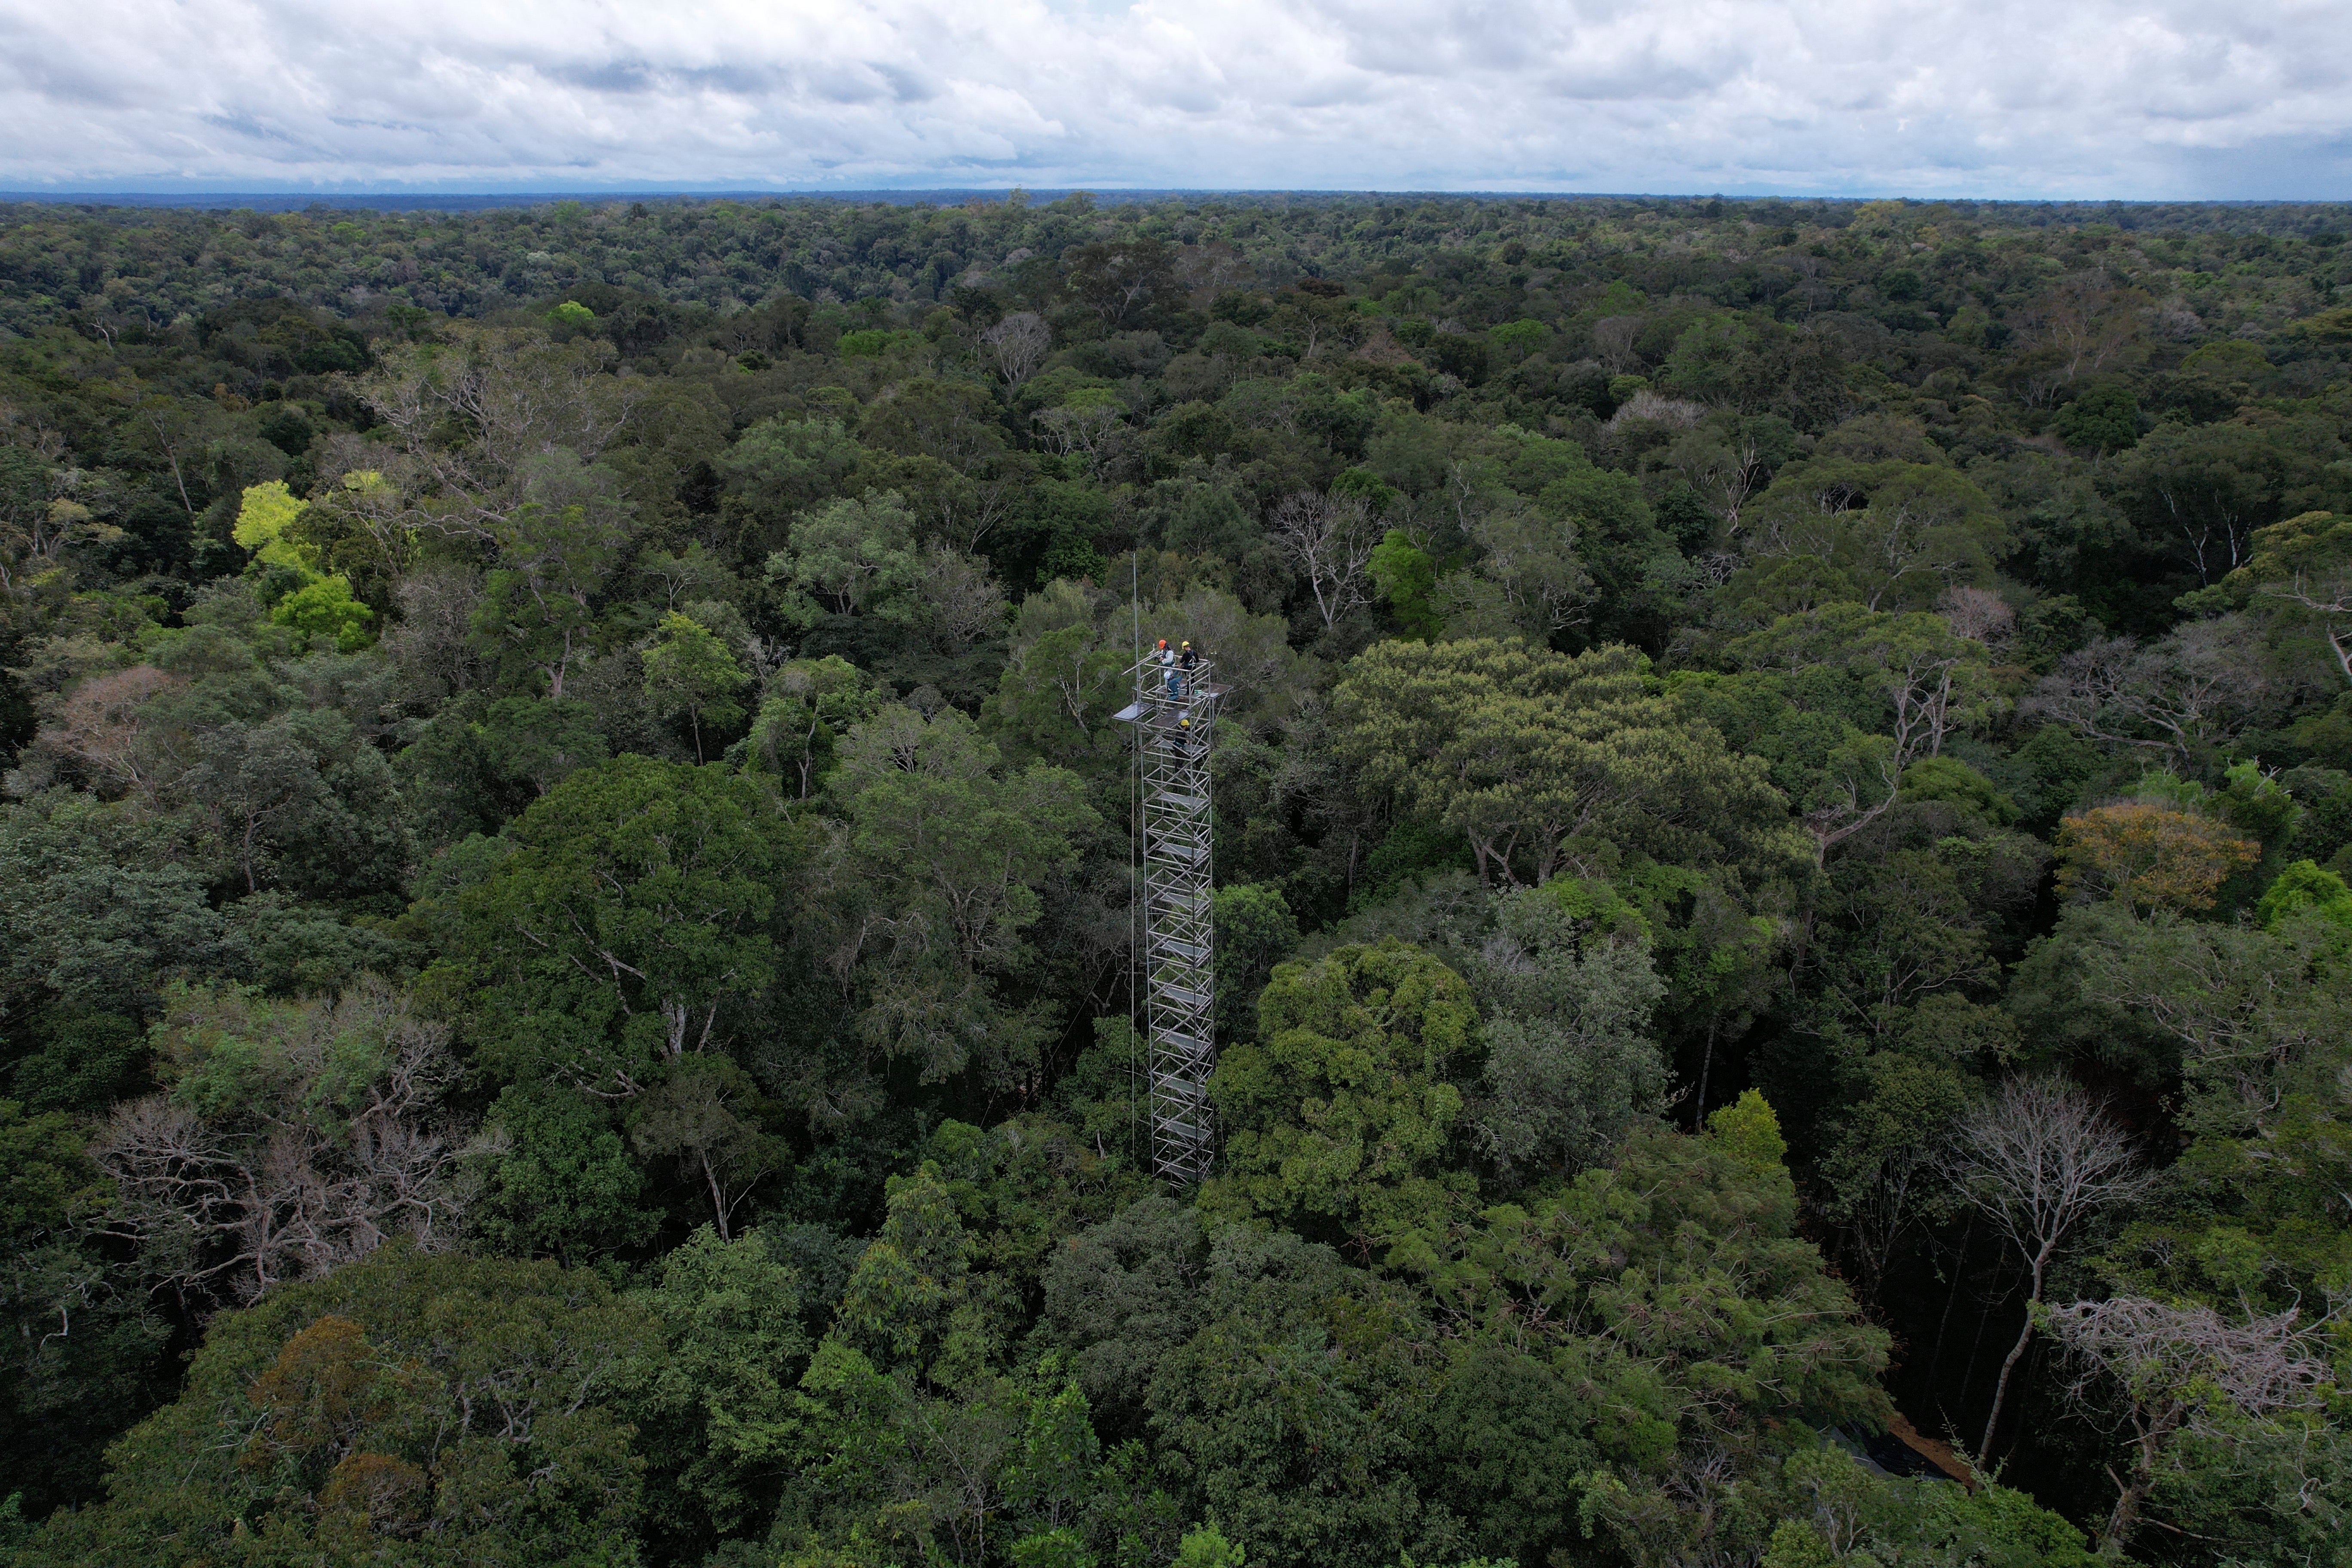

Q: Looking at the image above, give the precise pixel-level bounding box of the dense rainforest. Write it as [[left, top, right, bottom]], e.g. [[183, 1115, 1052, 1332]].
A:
[[0, 189, 2349, 1567]]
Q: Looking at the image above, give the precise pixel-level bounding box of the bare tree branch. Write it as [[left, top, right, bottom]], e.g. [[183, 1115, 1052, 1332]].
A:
[[2024, 626, 2266, 768], [979, 312, 1052, 389], [1939, 1078, 2152, 1459], [1268, 490, 1377, 631], [2048, 1295, 2331, 1554], [91, 980, 474, 1310]]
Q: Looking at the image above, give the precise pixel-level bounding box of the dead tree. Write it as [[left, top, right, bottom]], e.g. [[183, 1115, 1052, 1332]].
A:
[[92, 980, 473, 1310], [1269, 490, 1377, 631], [2048, 1295, 2330, 1554], [980, 312, 1052, 389], [2024, 627, 2267, 768], [1939, 1078, 2151, 1460]]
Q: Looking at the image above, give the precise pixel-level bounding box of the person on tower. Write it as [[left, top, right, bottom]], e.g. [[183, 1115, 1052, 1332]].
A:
[[1178, 639, 1197, 698], [1157, 638, 1177, 699]]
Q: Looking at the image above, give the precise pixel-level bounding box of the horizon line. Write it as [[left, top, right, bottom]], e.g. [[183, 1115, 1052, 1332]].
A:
[[7, 188, 2352, 215]]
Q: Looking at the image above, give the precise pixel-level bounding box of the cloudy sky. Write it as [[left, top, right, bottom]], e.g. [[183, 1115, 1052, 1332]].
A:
[[3, 0, 2349, 198]]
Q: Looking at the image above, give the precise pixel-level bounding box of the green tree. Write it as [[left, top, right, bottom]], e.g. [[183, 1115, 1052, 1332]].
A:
[[2217, 509, 2352, 691], [781, 1165, 1167, 1568], [17, 1248, 658, 1568], [860, 380, 1011, 479], [451, 755, 793, 1091], [479, 694, 612, 798], [989, 579, 1130, 773], [715, 415, 864, 555], [829, 1162, 988, 1387], [1752, 1445, 2094, 1568], [766, 491, 923, 627], [2025, 901, 2352, 1308], [1743, 458, 2006, 610], [1369, 529, 1442, 639], [628, 1225, 812, 1548], [1724, 603, 1999, 762], [628, 1054, 791, 1239], [1461, 879, 1668, 1183], [2113, 420, 2314, 589], [1210, 883, 1299, 1042], [1066, 238, 1178, 328], [469, 1083, 662, 1270], [470, 485, 630, 701], [1135, 1224, 1444, 1568], [1471, 507, 1595, 640], [2053, 382, 2141, 454], [1038, 1196, 1207, 1439], [267, 571, 376, 652], [0, 1101, 166, 1516], [0, 791, 227, 1027], [641, 609, 749, 762], [1804, 845, 2003, 1040], [1421, 1104, 1890, 1568], [734, 656, 886, 798], [2254, 858, 2352, 930], [823, 706, 1097, 1085], [1205, 940, 1480, 1257], [181, 713, 333, 894], [1816, 1052, 1974, 1307]]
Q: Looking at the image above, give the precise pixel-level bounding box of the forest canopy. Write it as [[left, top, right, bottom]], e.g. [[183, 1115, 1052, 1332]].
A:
[[1, 190, 2350, 1567]]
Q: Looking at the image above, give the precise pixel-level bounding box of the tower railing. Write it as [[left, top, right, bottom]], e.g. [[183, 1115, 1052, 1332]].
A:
[[1115, 649, 1219, 1183]]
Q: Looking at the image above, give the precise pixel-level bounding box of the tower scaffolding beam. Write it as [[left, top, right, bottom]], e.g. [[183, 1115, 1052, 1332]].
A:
[[1115, 648, 1220, 1183]]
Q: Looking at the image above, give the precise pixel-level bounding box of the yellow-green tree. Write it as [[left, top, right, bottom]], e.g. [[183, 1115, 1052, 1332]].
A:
[[1332, 637, 1789, 887]]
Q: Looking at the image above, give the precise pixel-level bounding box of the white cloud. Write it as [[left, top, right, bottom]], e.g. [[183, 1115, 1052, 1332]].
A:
[[0, 0, 2347, 196]]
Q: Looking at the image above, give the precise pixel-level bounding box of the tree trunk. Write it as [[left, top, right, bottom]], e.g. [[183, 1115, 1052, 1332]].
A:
[[1922, 1215, 1972, 1398], [702, 1151, 732, 1240], [1980, 1311, 2034, 1460], [1979, 1251, 2049, 1459], [2100, 1415, 2174, 1558], [1958, 1252, 2003, 1421], [1695, 1020, 1717, 1127]]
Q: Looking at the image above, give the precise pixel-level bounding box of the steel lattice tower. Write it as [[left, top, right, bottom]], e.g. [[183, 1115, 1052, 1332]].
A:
[[1116, 650, 1218, 1182]]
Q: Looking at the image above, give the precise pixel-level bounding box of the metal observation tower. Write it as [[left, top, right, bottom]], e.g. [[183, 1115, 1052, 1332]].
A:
[[1115, 648, 1219, 1183]]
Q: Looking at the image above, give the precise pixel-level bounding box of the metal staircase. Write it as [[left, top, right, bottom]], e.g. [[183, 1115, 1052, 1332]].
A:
[[1115, 649, 1219, 1183]]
